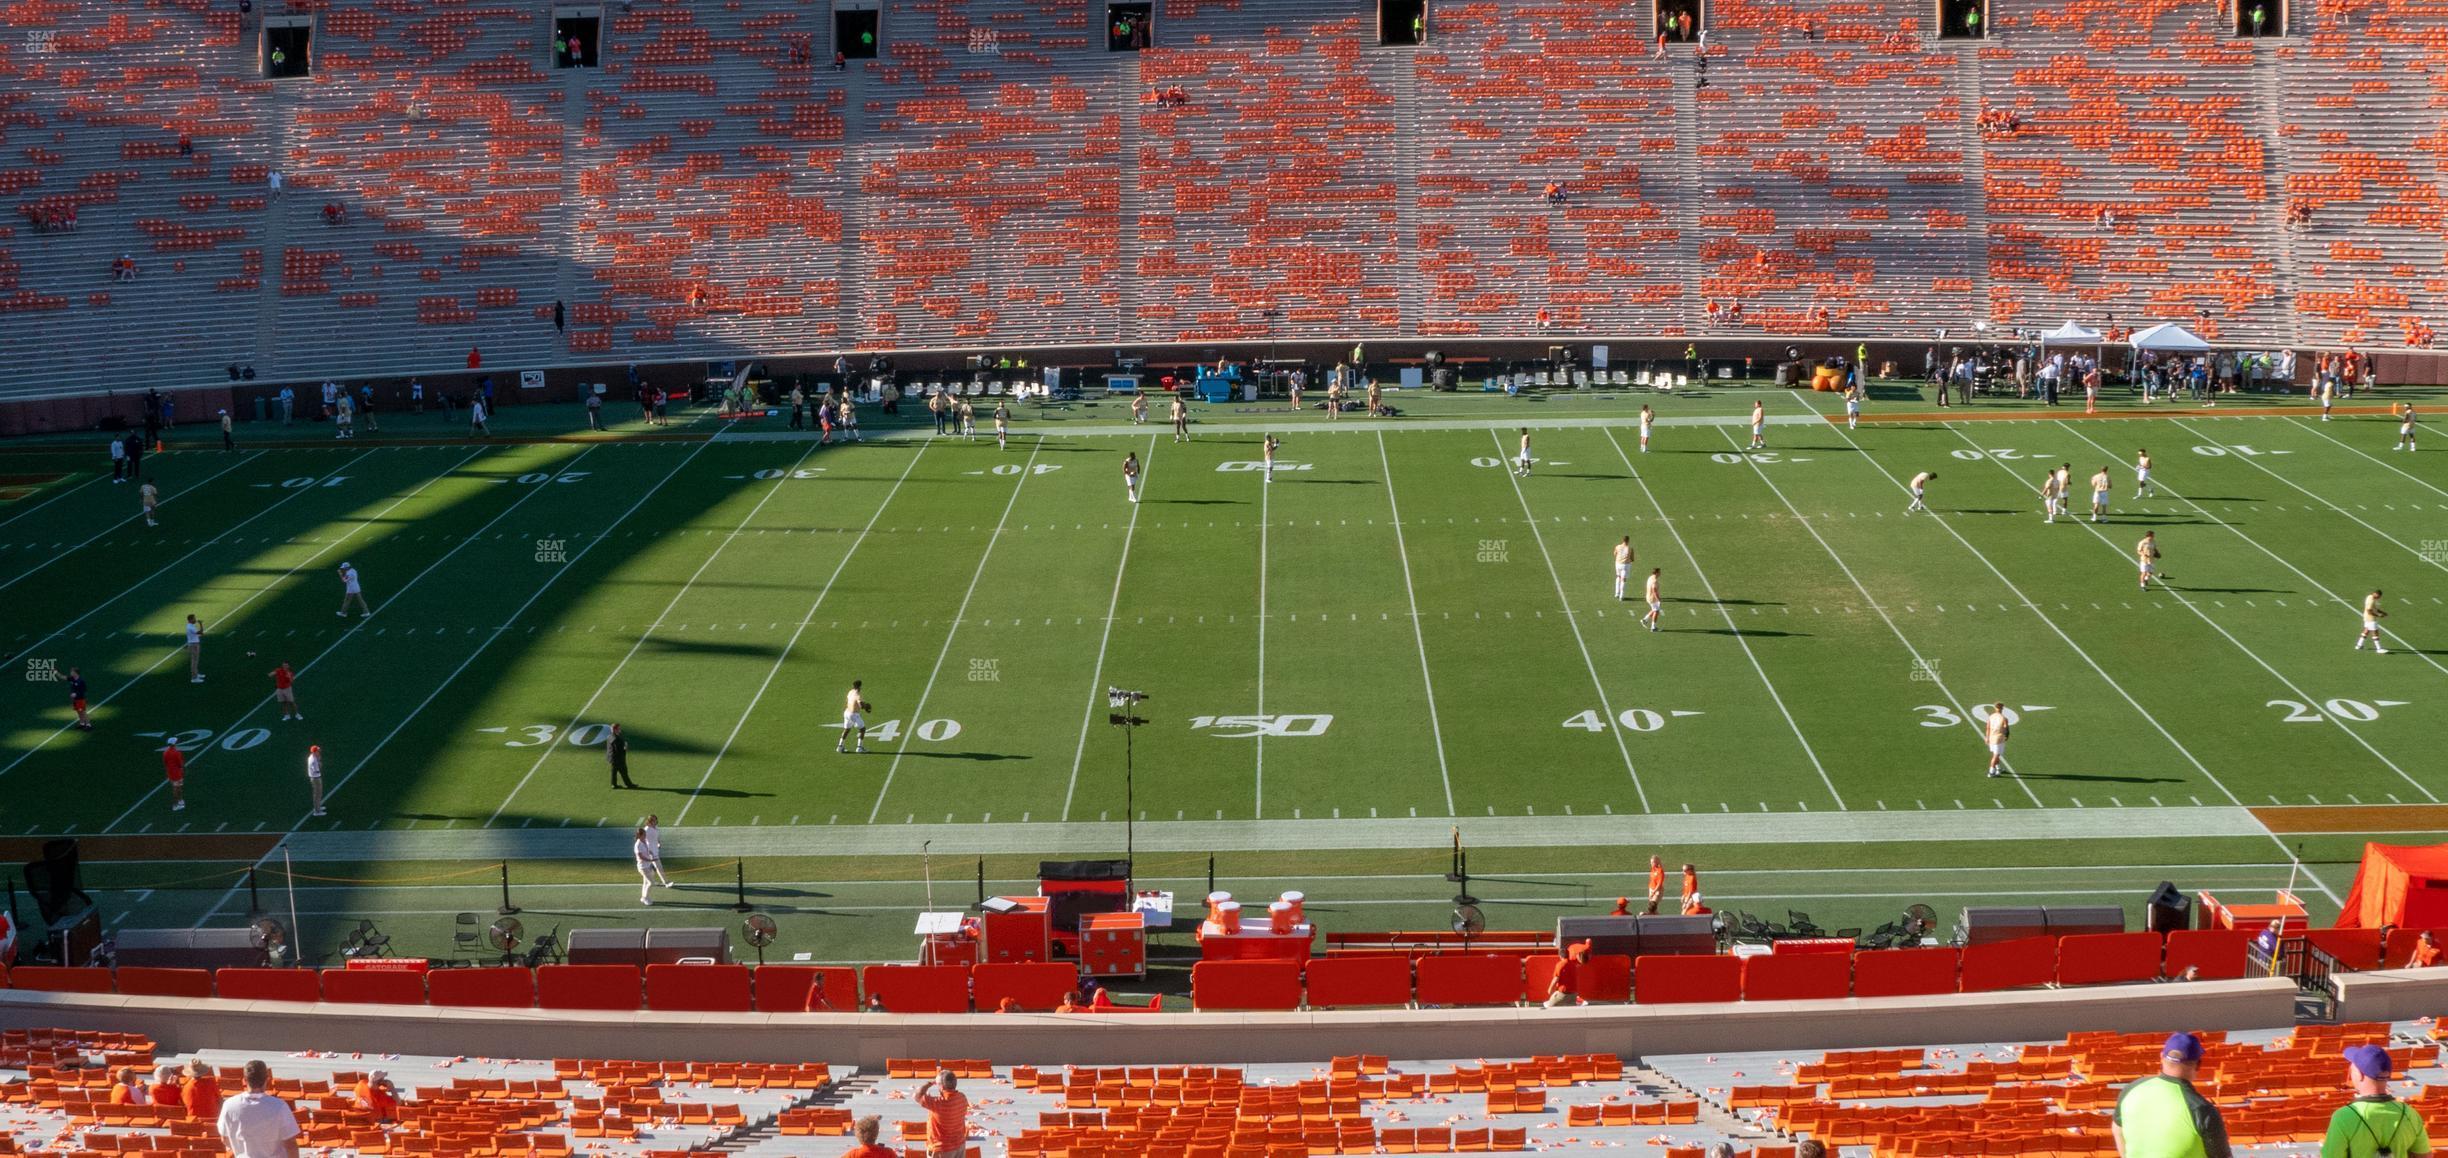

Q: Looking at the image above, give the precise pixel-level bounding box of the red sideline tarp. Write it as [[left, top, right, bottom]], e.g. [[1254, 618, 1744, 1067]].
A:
[[2335, 842, 2448, 929]]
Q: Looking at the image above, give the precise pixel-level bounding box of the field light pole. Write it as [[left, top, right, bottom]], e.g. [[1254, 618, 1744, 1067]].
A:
[[1108, 688, 1149, 874]]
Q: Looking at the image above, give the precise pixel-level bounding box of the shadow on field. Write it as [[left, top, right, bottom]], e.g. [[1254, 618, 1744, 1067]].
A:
[[643, 636, 781, 660], [2174, 586, 2291, 595], [896, 750, 1031, 763], [1695, 627, 1809, 638], [2011, 772, 2187, 785], [1161, 498, 1243, 506]]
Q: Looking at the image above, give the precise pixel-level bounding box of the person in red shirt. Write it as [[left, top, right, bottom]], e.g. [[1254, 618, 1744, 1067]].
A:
[[109, 1067, 148, 1104], [150, 1065, 184, 1109], [181, 1059, 223, 1121], [913, 1071, 968, 1158], [268, 662, 302, 721], [1646, 855, 1666, 915], [1542, 941, 1590, 1008], [1608, 897, 1631, 917], [841, 1115, 892, 1158], [163, 740, 187, 812]]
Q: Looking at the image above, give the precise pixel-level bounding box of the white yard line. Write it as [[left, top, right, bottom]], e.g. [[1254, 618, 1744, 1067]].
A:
[[864, 438, 1046, 823], [2284, 415, 2448, 500], [1934, 420, 2437, 812], [1, 451, 361, 674], [0, 471, 104, 532], [1255, 435, 1271, 817], [677, 443, 930, 827], [1, 450, 415, 784], [1488, 429, 1651, 811], [311, 439, 715, 815], [1605, 427, 1851, 808], [2149, 418, 2448, 665], [483, 438, 828, 827], [0, 450, 265, 594], [91, 445, 552, 828], [1060, 436, 1156, 822], [1373, 431, 1457, 816]]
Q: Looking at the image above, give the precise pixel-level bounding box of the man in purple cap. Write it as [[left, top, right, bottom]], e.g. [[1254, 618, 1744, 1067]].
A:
[[2112, 1032, 2232, 1157], [2320, 1044, 2428, 1157]]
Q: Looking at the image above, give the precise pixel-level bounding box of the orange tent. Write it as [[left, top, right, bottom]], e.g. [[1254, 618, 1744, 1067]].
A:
[[2334, 842, 2448, 928]]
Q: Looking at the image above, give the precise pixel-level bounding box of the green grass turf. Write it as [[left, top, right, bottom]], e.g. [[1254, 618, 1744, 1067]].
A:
[[3, 386, 2445, 970]]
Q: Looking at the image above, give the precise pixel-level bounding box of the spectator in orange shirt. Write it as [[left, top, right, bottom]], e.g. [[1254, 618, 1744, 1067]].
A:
[[1679, 863, 1701, 914], [2408, 930, 2441, 969], [1542, 942, 1589, 1008], [351, 1072, 399, 1122], [150, 1065, 185, 1109], [109, 1067, 149, 1105], [1647, 855, 1667, 914], [913, 1071, 969, 1158], [1609, 896, 1631, 917], [182, 1059, 224, 1121], [842, 1115, 893, 1158]]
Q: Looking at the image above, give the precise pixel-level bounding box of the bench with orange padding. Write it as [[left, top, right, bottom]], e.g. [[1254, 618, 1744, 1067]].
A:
[[754, 964, 861, 1012], [970, 962, 1078, 1012], [1190, 960, 1303, 1011], [319, 967, 429, 1006], [114, 967, 214, 999], [1959, 936, 2056, 993], [1852, 947, 1958, 997], [2055, 932, 2164, 987], [536, 964, 642, 1011], [861, 964, 971, 1013], [2305, 927, 2386, 971], [1416, 954, 1525, 1007], [1303, 954, 1414, 1008], [427, 966, 535, 1008], [3, 965, 114, 994], [1742, 949, 1853, 1001], [1524, 953, 1632, 1004], [2163, 928, 2254, 980], [645, 963, 752, 1012], [214, 967, 322, 1002], [1633, 953, 1742, 1004]]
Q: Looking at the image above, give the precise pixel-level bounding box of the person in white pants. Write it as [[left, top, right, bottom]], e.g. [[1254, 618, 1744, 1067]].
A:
[[641, 814, 672, 887], [634, 827, 661, 905]]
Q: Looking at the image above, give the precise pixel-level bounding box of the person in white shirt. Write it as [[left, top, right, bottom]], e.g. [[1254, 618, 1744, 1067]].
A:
[[305, 745, 325, 817], [838, 679, 869, 754], [1638, 404, 1654, 453], [639, 813, 672, 888], [185, 614, 205, 683], [216, 1060, 300, 1158], [1612, 537, 1634, 600], [336, 563, 369, 618], [633, 826, 659, 905]]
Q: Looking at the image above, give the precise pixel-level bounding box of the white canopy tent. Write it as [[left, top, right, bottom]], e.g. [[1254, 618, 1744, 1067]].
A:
[[2039, 320, 2104, 346], [2128, 322, 2212, 352]]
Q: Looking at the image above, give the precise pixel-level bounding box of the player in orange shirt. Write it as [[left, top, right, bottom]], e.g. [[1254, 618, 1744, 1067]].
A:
[[162, 739, 187, 812]]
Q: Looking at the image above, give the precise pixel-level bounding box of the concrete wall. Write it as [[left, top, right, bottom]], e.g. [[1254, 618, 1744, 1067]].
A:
[[2335, 964, 2448, 1024], [0, 978, 2298, 1067]]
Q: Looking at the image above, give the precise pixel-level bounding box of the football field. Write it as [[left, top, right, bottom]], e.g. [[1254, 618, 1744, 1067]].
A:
[[2, 385, 2444, 968]]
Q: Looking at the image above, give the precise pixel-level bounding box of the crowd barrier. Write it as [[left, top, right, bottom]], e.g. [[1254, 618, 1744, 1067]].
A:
[[4, 925, 2441, 1014]]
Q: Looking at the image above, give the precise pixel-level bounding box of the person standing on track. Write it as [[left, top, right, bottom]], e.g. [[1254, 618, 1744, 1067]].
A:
[[2135, 448, 2155, 499], [220, 408, 235, 451], [1748, 399, 1767, 450], [1514, 428, 1533, 477], [1844, 382, 1863, 429], [305, 745, 325, 817], [1643, 568, 1663, 632], [640, 813, 672, 888], [1262, 433, 1279, 483], [839, 680, 870, 754], [269, 662, 302, 720], [469, 394, 490, 438], [2137, 530, 2164, 590], [68, 666, 92, 731], [994, 401, 1010, 451], [1170, 393, 1189, 442], [1639, 403, 1654, 453], [1613, 536, 1634, 600], [2355, 591, 2389, 655], [1122, 451, 1142, 504], [1645, 855, 1666, 915], [1983, 703, 2010, 778], [2090, 465, 2113, 523], [163, 739, 187, 811], [2319, 378, 2335, 422], [1906, 470, 1934, 515], [141, 476, 161, 527], [1678, 863, 1703, 915], [185, 614, 205, 683], [607, 722, 637, 788], [845, 395, 863, 443], [633, 826, 659, 905], [336, 563, 370, 618], [2397, 402, 2418, 451]]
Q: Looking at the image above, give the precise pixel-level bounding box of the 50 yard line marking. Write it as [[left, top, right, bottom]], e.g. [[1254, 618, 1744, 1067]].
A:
[[1375, 431, 1456, 816], [679, 442, 929, 826], [1489, 429, 1651, 811], [866, 437, 1046, 823], [487, 436, 829, 826], [1613, 427, 1854, 809], [1059, 436, 1156, 822]]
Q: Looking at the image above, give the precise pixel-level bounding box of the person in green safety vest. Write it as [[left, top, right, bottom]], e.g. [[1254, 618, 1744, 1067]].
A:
[[1964, 3, 1982, 36], [2113, 1034, 2233, 1158], [2320, 1045, 2430, 1158]]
